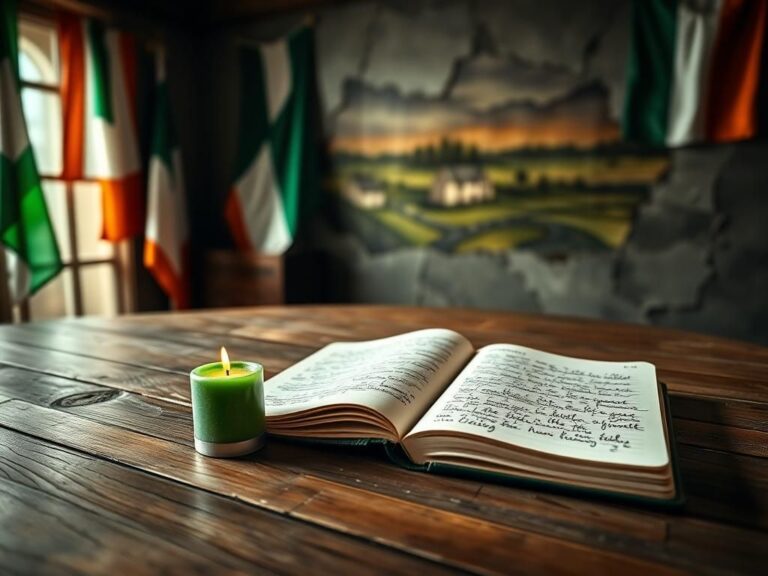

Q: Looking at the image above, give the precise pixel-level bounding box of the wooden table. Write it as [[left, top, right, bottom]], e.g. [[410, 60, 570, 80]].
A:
[[0, 305, 766, 574]]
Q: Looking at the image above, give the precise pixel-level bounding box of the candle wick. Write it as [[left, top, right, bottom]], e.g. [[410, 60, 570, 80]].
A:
[[226, 369, 230, 376]]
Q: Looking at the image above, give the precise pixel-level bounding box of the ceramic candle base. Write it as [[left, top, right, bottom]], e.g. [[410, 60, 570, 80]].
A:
[[194, 433, 266, 458]]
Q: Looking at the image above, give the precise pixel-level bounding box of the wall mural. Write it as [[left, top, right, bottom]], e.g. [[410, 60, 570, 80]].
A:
[[319, 0, 668, 255], [277, 0, 768, 345]]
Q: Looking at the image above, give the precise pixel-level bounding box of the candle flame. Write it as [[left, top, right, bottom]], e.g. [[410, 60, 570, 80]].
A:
[[221, 346, 230, 376]]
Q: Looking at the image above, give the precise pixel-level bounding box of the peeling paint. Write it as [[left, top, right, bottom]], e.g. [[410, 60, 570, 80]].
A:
[[362, 2, 473, 97], [417, 251, 540, 311], [650, 141, 768, 344], [506, 252, 644, 322], [316, 1, 379, 116], [619, 241, 712, 312], [651, 147, 734, 212]]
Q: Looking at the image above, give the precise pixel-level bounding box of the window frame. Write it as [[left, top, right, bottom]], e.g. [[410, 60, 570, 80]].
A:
[[12, 12, 136, 322]]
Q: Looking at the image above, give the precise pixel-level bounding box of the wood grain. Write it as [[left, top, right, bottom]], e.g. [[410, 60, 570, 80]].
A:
[[0, 365, 106, 405], [674, 419, 768, 458], [0, 391, 765, 574], [670, 395, 768, 432], [62, 307, 768, 402], [1, 304, 766, 575], [0, 427, 458, 575], [678, 444, 768, 528], [0, 400, 687, 575], [0, 339, 190, 403], [3, 355, 766, 534], [204, 304, 768, 363], [6, 320, 309, 377]]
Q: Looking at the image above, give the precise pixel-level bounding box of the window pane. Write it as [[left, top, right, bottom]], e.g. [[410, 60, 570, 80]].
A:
[[19, 51, 42, 83], [19, 18, 59, 84], [29, 268, 74, 320], [74, 181, 115, 260], [81, 264, 118, 316], [41, 180, 71, 262], [21, 88, 62, 175]]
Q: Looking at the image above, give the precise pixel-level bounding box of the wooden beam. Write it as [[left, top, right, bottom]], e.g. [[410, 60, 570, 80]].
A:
[[209, 0, 350, 23], [19, 0, 167, 33]]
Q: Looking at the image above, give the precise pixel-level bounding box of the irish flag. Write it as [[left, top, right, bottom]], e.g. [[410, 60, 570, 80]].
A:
[[58, 13, 143, 241], [144, 50, 189, 309], [623, 0, 767, 147], [225, 26, 318, 254], [0, 0, 62, 301]]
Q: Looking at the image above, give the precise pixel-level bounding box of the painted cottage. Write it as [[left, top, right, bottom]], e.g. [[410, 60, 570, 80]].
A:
[[430, 165, 495, 207]]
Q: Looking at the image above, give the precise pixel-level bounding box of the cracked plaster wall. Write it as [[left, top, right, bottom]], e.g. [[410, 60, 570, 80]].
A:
[[208, 1, 768, 345], [312, 140, 767, 344]]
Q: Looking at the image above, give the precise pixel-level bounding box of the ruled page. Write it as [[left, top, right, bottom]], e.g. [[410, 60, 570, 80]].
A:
[[265, 329, 473, 435], [408, 344, 669, 467]]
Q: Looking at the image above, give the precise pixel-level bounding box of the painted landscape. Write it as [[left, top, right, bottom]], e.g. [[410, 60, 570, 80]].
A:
[[328, 146, 668, 254], [321, 13, 669, 254]]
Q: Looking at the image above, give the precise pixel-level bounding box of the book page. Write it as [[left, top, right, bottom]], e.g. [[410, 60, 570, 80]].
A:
[[407, 344, 669, 467], [265, 329, 474, 436]]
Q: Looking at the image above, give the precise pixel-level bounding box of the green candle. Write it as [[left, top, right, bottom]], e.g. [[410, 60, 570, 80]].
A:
[[190, 348, 266, 458]]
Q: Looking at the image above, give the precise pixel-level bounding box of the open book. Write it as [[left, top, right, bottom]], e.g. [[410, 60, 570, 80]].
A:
[[265, 329, 681, 504]]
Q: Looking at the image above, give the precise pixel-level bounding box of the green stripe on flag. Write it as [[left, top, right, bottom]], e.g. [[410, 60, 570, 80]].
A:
[[87, 20, 114, 122], [0, 145, 62, 295], [229, 25, 320, 253], [234, 47, 269, 179], [268, 26, 317, 236], [622, 0, 678, 146], [150, 82, 175, 169]]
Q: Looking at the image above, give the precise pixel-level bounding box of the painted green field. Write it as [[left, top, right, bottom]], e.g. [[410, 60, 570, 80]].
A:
[[331, 152, 666, 252], [336, 155, 669, 190], [484, 156, 669, 187], [372, 209, 441, 246], [532, 212, 633, 247], [456, 226, 545, 253], [415, 191, 641, 227]]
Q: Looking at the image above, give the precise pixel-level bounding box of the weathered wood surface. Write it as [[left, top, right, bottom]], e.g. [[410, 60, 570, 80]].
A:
[[0, 305, 767, 574]]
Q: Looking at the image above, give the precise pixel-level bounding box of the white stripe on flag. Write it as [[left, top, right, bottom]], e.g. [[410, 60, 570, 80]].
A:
[[666, 0, 722, 147], [260, 39, 292, 123], [3, 247, 30, 302], [145, 150, 186, 275], [83, 26, 140, 179], [0, 59, 30, 160], [1, 58, 32, 302], [232, 143, 291, 254]]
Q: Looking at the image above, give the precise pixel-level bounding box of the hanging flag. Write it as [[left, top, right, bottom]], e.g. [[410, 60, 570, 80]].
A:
[[144, 50, 189, 309], [225, 25, 318, 254], [704, 0, 768, 141], [58, 12, 143, 241], [623, 0, 767, 147], [0, 0, 62, 301]]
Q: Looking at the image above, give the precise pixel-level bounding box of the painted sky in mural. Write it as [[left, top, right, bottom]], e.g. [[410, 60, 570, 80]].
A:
[[316, 0, 668, 254]]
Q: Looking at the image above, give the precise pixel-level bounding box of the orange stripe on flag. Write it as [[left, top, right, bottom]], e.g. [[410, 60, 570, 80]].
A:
[[144, 239, 189, 309], [225, 190, 253, 251], [58, 12, 85, 180], [100, 172, 145, 241], [705, 0, 768, 142]]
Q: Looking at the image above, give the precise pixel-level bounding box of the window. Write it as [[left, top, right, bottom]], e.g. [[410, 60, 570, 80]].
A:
[[14, 15, 134, 322]]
